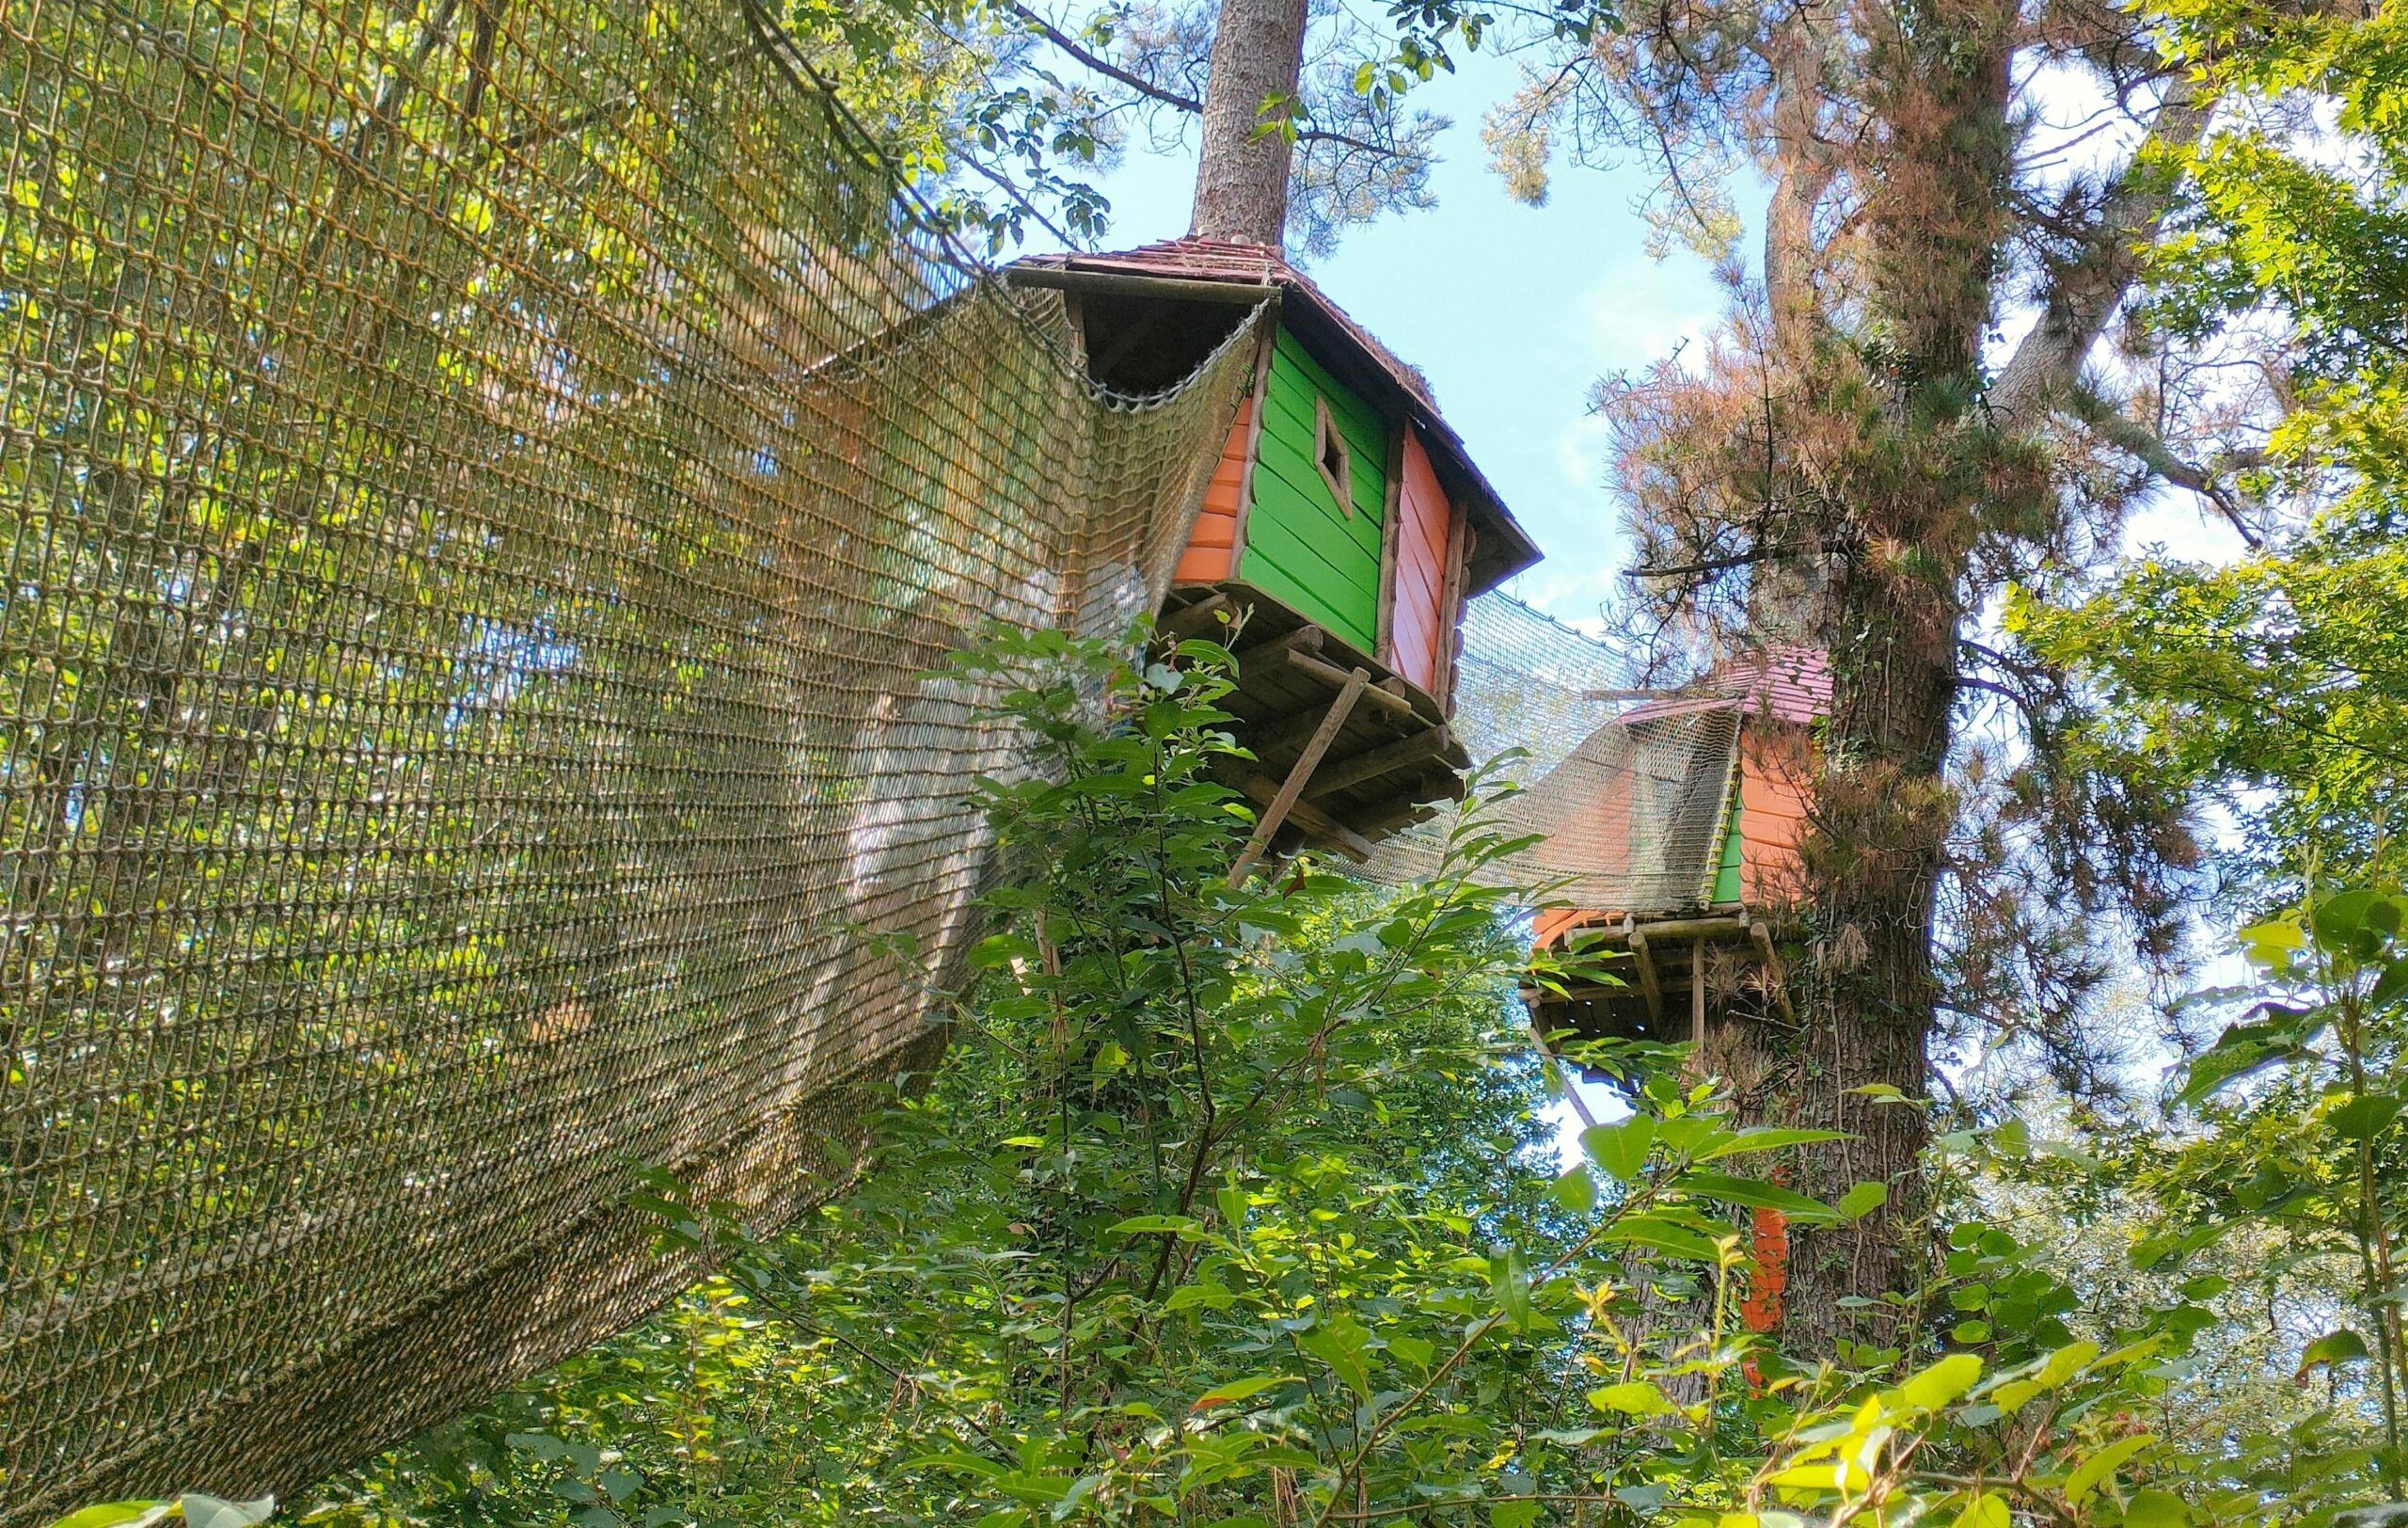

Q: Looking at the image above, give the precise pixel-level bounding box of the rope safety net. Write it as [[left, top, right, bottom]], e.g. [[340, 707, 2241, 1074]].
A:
[[1367, 594, 1747, 917], [0, 0, 1262, 1508]]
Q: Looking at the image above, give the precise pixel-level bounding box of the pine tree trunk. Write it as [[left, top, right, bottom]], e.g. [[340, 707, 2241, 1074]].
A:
[[1189, 0, 1308, 247], [1757, 0, 2018, 1355]]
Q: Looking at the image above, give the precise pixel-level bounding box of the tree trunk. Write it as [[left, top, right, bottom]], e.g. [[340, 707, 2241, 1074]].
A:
[[1758, 0, 2018, 1355], [1189, 0, 1308, 248]]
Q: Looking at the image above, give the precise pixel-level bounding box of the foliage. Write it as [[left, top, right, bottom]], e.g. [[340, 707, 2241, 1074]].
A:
[[2014, 0, 2408, 909], [281, 629, 2321, 1526]]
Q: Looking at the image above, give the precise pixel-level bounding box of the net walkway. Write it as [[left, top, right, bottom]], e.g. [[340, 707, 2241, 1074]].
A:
[[0, 0, 1260, 1509]]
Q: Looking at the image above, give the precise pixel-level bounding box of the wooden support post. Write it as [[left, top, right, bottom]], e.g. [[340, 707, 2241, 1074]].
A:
[[1433, 511, 1474, 708], [1229, 667, 1370, 885], [1228, 330, 1277, 565], [1374, 430, 1404, 665], [1237, 776, 1375, 861], [1691, 939, 1707, 1060], [1627, 931, 1665, 1029], [1751, 919, 1798, 1024], [1304, 724, 1451, 800]]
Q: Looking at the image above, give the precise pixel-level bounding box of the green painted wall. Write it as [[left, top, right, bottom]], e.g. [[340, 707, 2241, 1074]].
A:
[[1712, 800, 1745, 904], [1237, 326, 1388, 653]]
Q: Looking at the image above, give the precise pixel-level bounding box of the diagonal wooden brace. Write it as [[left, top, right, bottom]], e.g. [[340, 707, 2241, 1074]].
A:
[[1228, 665, 1370, 886]]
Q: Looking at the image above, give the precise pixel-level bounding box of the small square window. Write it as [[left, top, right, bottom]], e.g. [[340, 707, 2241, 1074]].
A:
[[1312, 395, 1354, 516]]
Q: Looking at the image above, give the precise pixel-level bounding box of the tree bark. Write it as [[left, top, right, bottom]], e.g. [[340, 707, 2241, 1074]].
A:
[[1767, 0, 2019, 1353], [1189, 0, 1309, 248]]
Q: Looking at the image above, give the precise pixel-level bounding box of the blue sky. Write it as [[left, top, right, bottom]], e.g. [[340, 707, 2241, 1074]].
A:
[[1032, 48, 1737, 629]]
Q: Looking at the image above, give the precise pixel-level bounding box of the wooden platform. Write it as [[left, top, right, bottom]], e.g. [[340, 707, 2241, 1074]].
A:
[[1526, 910, 1800, 1061], [1157, 583, 1470, 866]]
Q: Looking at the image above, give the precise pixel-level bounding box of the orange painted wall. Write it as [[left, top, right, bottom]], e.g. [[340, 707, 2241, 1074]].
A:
[[1176, 398, 1255, 584], [1387, 430, 1453, 691], [1529, 721, 1815, 952], [1735, 727, 1813, 908]]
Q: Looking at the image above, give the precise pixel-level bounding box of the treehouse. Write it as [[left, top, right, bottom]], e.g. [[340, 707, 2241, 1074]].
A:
[[1525, 646, 1829, 1054], [1010, 238, 1541, 863]]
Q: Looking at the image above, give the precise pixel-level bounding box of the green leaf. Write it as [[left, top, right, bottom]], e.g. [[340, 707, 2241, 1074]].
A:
[[1190, 1375, 1298, 1409], [1490, 1504, 1542, 1528], [1836, 1181, 1888, 1220], [1107, 1215, 1201, 1237], [1952, 1494, 2008, 1528], [1605, 1216, 1723, 1264], [1581, 1116, 1656, 1180], [2064, 1433, 2154, 1503], [1164, 1282, 1235, 1313], [2126, 1488, 2193, 1528], [2239, 916, 2305, 969], [2313, 889, 2378, 949], [1587, 1380, 1673, 1416], [47, 1505, 176, 1528], [1551, 1167, 1597, 1214], [2372, 959, 2408, 1011], [2297, 1329, 2371, 1379], [1491, 1246, 1534, 1330], [1671, 1171, 1841, 1224], [2330, 1092, 2402, 1140], [903, 1452, 1010, 1479], [1696, 1126, 1851, 1160], [1894, 1352, 1982, 1411], [1303, 1311, 1377, 1398]]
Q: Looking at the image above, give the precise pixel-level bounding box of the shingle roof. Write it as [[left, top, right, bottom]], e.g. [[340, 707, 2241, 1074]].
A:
[[1619, 645, 1830, 727]]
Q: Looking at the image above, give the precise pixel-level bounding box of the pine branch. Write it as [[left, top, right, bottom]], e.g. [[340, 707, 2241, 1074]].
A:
[[2066, 386, 2268, 549], [1989, 72, 2213, 423]]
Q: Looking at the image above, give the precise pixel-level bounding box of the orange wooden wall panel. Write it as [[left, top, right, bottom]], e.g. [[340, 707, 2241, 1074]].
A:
[[1388, 431, 1454, 690], [1178, 398, 1255, 583], [1736, 728, 1814, 908]]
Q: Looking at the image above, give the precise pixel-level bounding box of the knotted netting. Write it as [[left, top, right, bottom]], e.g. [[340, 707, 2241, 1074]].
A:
[[1365, 594, 1745, 915], [0, 0, 1262, 1509]]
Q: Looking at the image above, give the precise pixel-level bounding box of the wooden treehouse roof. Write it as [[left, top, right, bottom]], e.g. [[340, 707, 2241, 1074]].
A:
[[1010, 237, 1544, 596]]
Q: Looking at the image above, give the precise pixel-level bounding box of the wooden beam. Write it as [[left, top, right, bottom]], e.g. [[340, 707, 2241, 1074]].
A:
[[1751, 919, 1798, 1024], [1237, 773, 1376, 862], [1258, 703, 1354, 759], [1158, 592, 1231, 645], [1690, 939, 1707, 1058], [1586, 914, 1762, 947], [1432, 507, 1474, 709], [1232, 624, 1322, 676], [1627, 931, 1665, 1028], [1227, 327, 1277, 566], [1006, 266, 1280, 307], [1304, 724, 1451, 800], [1229, 667, 1370, 884], [1286, 650, 1418, 719], [1374, 429, 1404, 665]]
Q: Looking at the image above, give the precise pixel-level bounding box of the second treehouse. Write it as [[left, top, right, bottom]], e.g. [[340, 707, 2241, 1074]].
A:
[[1527, 646, 1830, 1056], [1012, 239, 1539, 865]]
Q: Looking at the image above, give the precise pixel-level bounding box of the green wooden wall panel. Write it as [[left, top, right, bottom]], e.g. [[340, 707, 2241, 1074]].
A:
[[1258, 388, 1387, 530], [1237, 326, 1390, 654], [1254, 434, 1381, 558], [1264, 360, 1386, 475], [1243, 511, 1381, 629], [1712, 802, 1745, 904]]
